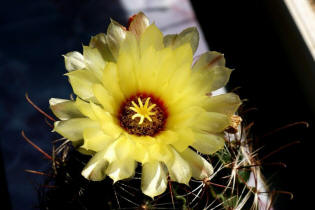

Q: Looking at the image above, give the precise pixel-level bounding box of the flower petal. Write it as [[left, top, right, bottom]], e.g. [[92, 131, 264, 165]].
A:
[[149, 144, 173, 163], [167, 106, 203, 130], [117, 34, 139, 97], [49, 98, 83, 120], [81, 149, 108, 181], [106, 19, 127, 60], [102, 62, 125, 103], [53, 118, 98, 141], [168, 44, 193, 90], [137, 46, 159, 92], [140, 23, 163, 53], [66, 69, 99, 101], [208, 66, 232, 91], [193, 66, 232, 92], [171, 129, 195, 152], [128, 12, 150, 38], [74, 97, 97, 120], [106, 159, 137, 183], [81, 127, 114, 152], [157, 130, 178, 145], [90, 102, 122, 138], [192, 51, 231, 92], [104, 135, 136, 162], [192, 132, 225, 154], [92, 84, 117, 114], [129, 134, 156, 146], [83, 45, 106, 80], [194, 111, 230, 133], [181, 148, 213, 180], [89, 33, 115, 62], [159, 44, 193, 106], [132, 141, 150, 163], [173, 43, 193, 70], [192, 51, 225, 71], [152, 48, 177, 95], [203, 93, 242, 116], [77, 147, 96, 155], [166, 147, 192, 185], [63, 51, 86, 72], [163, 27, 199, 54], [141, 161, 168, 198]]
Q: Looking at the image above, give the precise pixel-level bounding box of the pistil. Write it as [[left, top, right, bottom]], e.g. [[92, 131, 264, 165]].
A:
[[129, 97, 156, 124]]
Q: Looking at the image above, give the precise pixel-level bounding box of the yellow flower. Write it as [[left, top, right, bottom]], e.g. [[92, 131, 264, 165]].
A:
[[50, 12, 241, 198]]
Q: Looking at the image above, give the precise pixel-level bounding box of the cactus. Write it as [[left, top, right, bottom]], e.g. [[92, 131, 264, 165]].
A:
[[21, 12, 293, 210]]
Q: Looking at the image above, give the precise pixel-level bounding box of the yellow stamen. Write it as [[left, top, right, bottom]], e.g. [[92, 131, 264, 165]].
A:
[[129, 97, 156, 124]]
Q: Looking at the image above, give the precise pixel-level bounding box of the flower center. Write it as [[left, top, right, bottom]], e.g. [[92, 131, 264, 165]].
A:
[[119, 94, 167, 136]]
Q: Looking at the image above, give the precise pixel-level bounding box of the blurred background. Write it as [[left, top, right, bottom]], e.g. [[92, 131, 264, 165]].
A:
[[0, 0, 314, 209]]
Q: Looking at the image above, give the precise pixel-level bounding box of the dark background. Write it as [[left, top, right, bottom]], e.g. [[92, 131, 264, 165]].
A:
[[192, 1, 315, 209], [1, 0, 314, 209], [0, 0, 128, 209]]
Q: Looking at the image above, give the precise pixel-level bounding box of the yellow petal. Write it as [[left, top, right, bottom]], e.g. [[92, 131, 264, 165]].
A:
[[77, 147, 95, 156], [181, 148, 214, 180], [149, 144, 173, 163], [128, 12, 150, 38], [166, 89, 202, 117], [173, 43, 193, 68], [192, 132, 225, 154], [63, 51, 86, 72], [83, 45, 106, 80], [81, 149, 108, 181], [53, 118, 98, 141], [141, 161, 167, 198], [49, 98, 82, 120], [104, 135, 136, 162], [166, 106, 203, 130], [194, 111, 230, 133], [102, 62, 125, 103], [66, 69, 99, 101], [89, 33, 115, 62], [208, 66, 232, 91], [193, 66, 232, 92], [202, 93, 242, 116], [74, 97, 97, 120], [106, 159, 137, 183], [132, 141, 150, 163], [106, 19, 127, 59], [163, 27, 199, 54], [119, 32, 139, 60], [92, 84, 117, 114], [82, 135, 136, 182], [192, 51, 231, 92], [165, 147, 192, 185], [81, 127, 114, 152], [192, 51, 225, 72], [137, 46, 159, 92], [171, 129, 195, 152], [156, 130, 178, 145], [152, 48, 178, 97], [163, 65, 192, 106], [90, 102, 122, 138], [117, 33, 139, 97], [159, 44, 193, 105], [130, 134, 156, 146], [140, 23, 163, 53]]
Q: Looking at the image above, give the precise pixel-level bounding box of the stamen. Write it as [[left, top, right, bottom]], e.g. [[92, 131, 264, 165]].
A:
[[129, 97, 157, 124]]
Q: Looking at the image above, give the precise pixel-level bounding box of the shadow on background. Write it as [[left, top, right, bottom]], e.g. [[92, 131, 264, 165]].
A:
[[0, 0, 127, 209], [191, 0, 314, 209]]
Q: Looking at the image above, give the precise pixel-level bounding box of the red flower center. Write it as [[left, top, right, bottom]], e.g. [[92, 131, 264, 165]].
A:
[[118, 93, 168, 136]]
